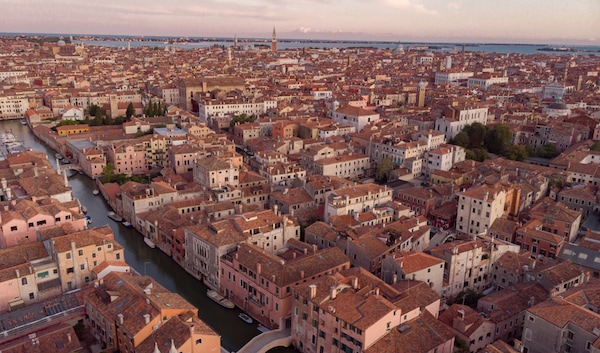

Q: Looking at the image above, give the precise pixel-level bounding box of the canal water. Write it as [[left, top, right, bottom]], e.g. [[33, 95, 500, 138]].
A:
[[1, 120, 298, 353]]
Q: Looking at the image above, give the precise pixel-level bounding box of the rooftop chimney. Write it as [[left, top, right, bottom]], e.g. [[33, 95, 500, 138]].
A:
[[352, 277, 359, 289], [330, 286, 337, 300], [309, 284, 317, 299], [117, 313, 124, 325], [143, 313, 150, 325]]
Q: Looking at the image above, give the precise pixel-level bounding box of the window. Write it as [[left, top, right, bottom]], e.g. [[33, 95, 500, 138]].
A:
[[29, 293, 34, 300], [196, 338, 202, 345], [67, 267, 74, 274], [78, 250, 83, 256], [21, 278, 27, 285], [10, 226, 17, 232]]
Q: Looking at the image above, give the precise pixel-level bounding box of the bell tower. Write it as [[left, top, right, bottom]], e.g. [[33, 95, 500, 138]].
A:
[[271, 27, 277, 52]]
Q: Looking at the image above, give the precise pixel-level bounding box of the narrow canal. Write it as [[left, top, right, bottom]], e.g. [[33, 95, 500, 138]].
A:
[[1, 120, 297, 353]]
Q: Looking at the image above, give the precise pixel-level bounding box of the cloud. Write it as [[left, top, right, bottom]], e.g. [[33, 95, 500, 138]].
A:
[[382, 0, 438, 15], [298, 27, 312, 34], [447, 2, 463, 11]]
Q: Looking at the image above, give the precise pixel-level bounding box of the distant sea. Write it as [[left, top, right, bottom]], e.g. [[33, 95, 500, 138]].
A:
[[2, 32, 599, 55], [71, 39, 600, 56]]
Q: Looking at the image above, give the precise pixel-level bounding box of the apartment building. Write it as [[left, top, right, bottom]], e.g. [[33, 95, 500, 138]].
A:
[[324, 183, 393, 222], [45, 227, 124, 292], [522, 297, 600, 353], [184, 210, 300, 290], [177, 76, 246, 112], [167, 143, 204, 174], [84, 271, 220, 353], [434, 70, 474, 85], [313, 153, 370, 180], [427, 239, 519, 299], [193, 156, 239, 189], [526, 197, 581, 243], [435, 103, 489, 140], [456, 183, 506, 238], [467, 74, 509, 90], [220, 241, 349, 328], [331, 104, 380, 132], [0, 199, 87, 248], [198, 98, 277, 122], [477, 283, 548, 344], [106, 142, 148, 176], [0, 94, 30, 119], [426, 144, 466, 177], [381, 251, 445, 295], [291, 267, 453, 353], [439, 304, 496, 353]]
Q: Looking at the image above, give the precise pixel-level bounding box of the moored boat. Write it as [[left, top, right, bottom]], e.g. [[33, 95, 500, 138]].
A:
[[107, 211, 124, 222], [122, 221, 132, 227], [144, 237, 156, 248], [238, 313, 253, 324], [207, 290, 235, 309], [92, 189, 100, 195]]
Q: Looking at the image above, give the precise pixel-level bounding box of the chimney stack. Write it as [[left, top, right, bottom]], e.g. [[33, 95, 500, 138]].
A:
[[309, 284, 317, 299], [352, 277, 359, 289], [330, 286, 337, 300], [143, 314, 150, 325]]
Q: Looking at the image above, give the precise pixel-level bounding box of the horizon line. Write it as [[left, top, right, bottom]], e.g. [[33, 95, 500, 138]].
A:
[[0, 32, 596, 48]]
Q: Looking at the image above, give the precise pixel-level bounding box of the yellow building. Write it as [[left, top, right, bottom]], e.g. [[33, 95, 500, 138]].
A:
[[56, 123, 90, 136]]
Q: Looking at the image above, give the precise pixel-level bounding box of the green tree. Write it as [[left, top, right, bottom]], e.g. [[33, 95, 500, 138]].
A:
[[505, 145, 529, 161], [89, 104, 100, 117], [464, 122, 487, 148], [229, 113, 257, 128], [536, 143, 560, 159], [376, 157, 394, 183], [465, 148, 489, 162], [126, 102, 135, 118], [484, 124, 512, 155], [592, 141, 600, 151], [53, 120, 80, 130], [451, 131, 470, 148]]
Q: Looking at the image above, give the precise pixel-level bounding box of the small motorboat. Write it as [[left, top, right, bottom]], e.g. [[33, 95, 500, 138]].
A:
[[207, 290, 235, 309], [86, 215, 92, 224], [92, 189, 100, 196], [20, 119, 26, 125], [81, 206, 87, 214], [238, 313, 253, 324], [144, 237, 156, 249], [122, 221, 132, 228], [107, 211, 123, 222]]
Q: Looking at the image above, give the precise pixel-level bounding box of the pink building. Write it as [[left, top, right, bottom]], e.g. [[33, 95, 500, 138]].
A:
[[220, 240, 349, 329], [107, 142, 148, 176], [167, 143, 204, 174], [292, 267, 453, 353], [0, 200, 87, 248]]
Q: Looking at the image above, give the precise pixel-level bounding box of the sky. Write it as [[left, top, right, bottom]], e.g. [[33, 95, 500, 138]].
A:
[[2, 0, 599, 45]]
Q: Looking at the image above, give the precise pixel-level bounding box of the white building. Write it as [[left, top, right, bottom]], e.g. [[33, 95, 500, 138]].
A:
[[0, 95, 29, 119], [332, 104, 380, 132], [434, 70, 474, 85], [426, 144, 466, 177], [313, 153, 370, 180], [456, 184, 506, 238], [467, 74, 509, 90], [324, 183, 393, 222], [198, 98, 277, 122], [435, 104, 489, 140]]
